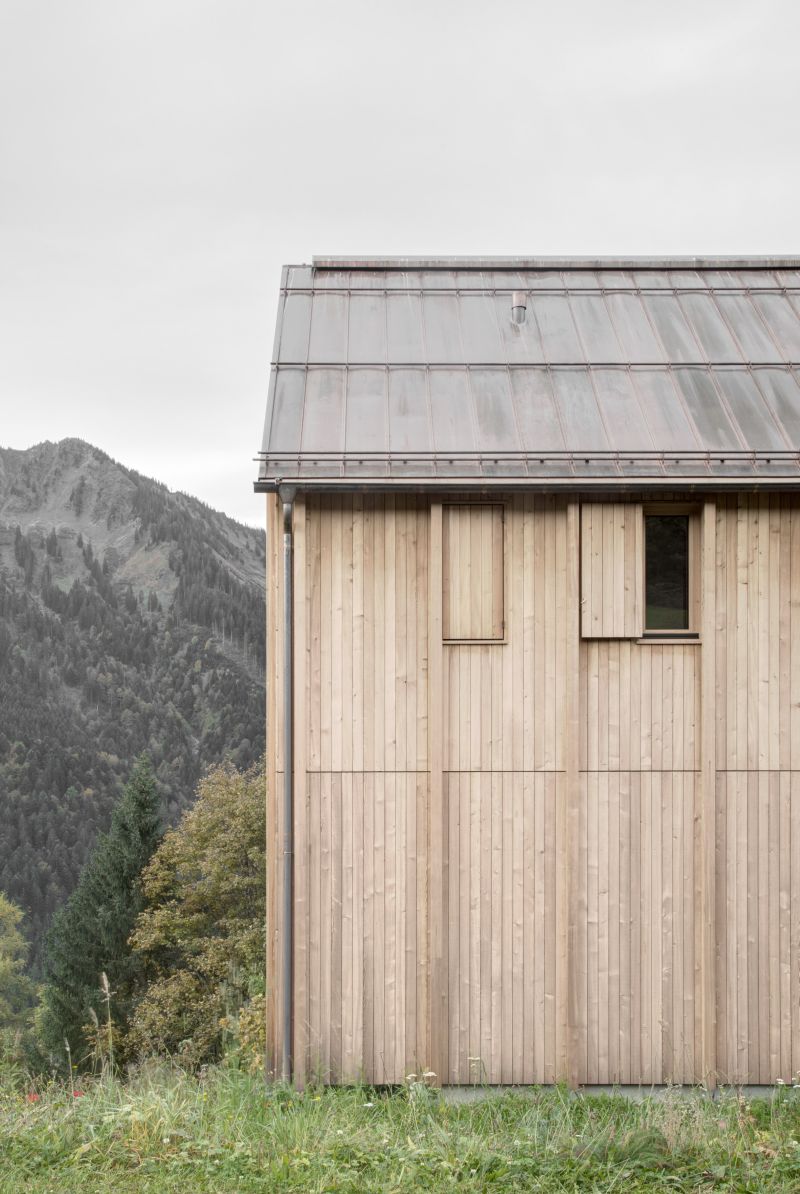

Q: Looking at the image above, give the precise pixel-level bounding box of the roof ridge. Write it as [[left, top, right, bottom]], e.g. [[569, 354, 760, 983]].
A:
[[311, 255, 800, 271]]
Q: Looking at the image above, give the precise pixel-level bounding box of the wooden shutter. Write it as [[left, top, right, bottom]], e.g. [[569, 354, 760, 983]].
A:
[[580, 502, 643, 637], [442, 504, 504, 640]]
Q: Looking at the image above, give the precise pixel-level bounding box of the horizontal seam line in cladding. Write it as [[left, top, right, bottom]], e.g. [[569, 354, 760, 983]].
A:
[[579, 769, 701, 774], [272, 767, 800, 778], [274, 769, 795, 778], [279, 771, 435, 779], [712, 769, 800, 774]]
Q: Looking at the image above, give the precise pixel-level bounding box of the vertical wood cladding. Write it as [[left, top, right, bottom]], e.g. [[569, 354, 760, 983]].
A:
[[573, 771, 700, 1084], [294, 495, 430, 1084], [715, 495, 798, 772], [579, 641, 699, 771], [266, 491, 800, 1087], [306, 494, 429, 775], [580, 502, 643, 639], [442, 503, 505, 641], [713, 496, 800, 1084], [444, 496, 567, 773], [441, 496, 569, 1084], [444, 772, 565, 1084]]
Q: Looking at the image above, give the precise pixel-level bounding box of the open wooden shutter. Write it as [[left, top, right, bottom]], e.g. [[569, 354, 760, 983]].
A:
[[580, 502, 643, 637], [442, 504, 504, 640]]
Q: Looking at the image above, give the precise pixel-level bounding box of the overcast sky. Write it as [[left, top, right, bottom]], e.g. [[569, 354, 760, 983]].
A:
[[1, 0, 798, 526]]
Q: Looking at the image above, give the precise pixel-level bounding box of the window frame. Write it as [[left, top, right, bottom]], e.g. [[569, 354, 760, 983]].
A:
[[641, 502, 700, 641]]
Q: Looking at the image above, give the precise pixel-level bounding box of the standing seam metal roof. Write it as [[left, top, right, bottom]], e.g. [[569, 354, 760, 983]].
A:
[[256, 258, 800, 488]]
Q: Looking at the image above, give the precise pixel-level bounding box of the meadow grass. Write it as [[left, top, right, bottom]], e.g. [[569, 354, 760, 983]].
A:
[[3, 1063, 800, 1192]]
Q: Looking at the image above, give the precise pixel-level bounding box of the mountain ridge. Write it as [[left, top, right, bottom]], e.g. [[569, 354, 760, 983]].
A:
[[0, 438, 266, 968]]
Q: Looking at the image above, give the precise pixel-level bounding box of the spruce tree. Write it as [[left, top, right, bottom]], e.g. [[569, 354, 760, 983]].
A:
[[38, 755, 161, 1066]]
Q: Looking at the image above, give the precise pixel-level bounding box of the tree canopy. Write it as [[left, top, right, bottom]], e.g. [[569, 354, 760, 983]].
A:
[[126, 758, 265, 1067]]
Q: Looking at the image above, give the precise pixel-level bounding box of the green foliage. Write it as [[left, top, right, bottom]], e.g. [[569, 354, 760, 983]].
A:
[[0, 892, 34, 1035], [37, 757, 162, 1065], [126, 760, 265, 1067], [220, 993, 266, 1075], [4, 1072, 800, 1192]]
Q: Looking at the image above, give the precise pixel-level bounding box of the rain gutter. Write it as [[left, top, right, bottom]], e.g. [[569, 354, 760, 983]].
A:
[[279, 486, 295, 1084]]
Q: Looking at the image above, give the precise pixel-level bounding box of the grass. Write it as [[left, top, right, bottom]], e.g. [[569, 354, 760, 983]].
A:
[[3, 1065, 800, 1192]]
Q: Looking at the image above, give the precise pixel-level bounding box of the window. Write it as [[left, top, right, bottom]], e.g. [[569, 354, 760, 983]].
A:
[[442, 504, 504, 641], [580, 502, 699, 641], [643, 513, 696, 636]]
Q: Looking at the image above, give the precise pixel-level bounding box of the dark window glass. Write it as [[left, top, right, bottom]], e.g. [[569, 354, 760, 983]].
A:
[[645, 515, 689, 630]]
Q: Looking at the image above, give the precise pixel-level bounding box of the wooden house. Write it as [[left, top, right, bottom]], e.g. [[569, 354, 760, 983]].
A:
[[255, 256, 800, 1088]]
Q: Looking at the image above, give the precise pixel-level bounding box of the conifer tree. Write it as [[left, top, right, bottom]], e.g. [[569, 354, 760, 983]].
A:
[[37, 755, 161, 1065]]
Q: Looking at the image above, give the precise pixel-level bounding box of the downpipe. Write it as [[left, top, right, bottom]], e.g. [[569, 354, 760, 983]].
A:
[[280, 488, 295, 1084]]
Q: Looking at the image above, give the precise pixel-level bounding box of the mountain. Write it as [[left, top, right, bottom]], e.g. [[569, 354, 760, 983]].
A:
[[0, 438, 265, 969]]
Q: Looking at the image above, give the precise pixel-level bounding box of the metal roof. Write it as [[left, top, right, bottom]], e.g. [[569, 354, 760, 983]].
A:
[[255, 257, 800, 490]]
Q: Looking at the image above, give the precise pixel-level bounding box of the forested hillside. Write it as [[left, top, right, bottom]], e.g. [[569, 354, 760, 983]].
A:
[[0, 438, 266, 969]]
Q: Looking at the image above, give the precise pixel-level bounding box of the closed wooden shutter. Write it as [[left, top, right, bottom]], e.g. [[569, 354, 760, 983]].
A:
[[442, 504, 504, 640], [580, 502, 643, 638]]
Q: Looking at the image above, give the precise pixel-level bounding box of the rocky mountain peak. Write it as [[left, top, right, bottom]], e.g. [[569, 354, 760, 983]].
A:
[[0, 439, 266, 968]]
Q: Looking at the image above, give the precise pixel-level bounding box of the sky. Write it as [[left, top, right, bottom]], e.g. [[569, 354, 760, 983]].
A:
[[1, 0, 798, 526]]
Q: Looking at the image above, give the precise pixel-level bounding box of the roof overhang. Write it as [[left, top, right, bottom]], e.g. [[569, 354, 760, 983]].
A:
[[254, 473, 800, 495], [257, 256, 800, 490]]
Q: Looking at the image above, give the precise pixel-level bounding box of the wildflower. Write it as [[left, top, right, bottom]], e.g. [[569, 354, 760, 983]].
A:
[[73, 1090, 85, 1098], [362, 1101, 374, 1108], [163, 1137, 170, 1144], [26, 1093, 40, 1103]]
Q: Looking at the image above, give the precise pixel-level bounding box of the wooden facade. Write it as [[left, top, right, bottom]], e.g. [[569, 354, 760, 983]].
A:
[[266, 489, 800, 1087], [259, 254, 800, 1088]]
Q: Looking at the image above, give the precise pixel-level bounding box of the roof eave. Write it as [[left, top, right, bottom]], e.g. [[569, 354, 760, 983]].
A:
[[254, 474, 800, 494]]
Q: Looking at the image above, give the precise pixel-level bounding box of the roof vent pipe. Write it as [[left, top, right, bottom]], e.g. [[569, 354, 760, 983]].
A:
[[511, 291, 527, 324]]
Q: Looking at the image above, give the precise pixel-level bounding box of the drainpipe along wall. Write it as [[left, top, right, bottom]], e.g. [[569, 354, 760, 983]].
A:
[[280, 488, 295, 1083]]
